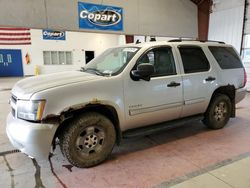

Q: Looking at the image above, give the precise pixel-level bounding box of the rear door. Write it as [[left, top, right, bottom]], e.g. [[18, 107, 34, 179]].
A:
[[175, 45, 218, 117], [0, 49, 23, 77]]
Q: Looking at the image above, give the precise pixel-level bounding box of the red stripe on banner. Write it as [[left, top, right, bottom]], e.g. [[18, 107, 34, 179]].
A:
[[0, 28, 30, 31], [0, 42, 31, 45], [0, 37, 31, 41], [0, 32, 30, 36]]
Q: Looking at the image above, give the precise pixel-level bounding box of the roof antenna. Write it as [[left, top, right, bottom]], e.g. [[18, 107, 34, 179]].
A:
[[136, 39, 141, 44]]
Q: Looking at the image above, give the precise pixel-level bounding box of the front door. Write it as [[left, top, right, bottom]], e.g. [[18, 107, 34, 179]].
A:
[[123, 46, 183, 130], [0, 49, 23, 77]]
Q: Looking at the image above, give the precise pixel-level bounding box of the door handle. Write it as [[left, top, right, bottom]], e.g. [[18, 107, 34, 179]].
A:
[[167, 81, 181, 87], [205, 76, 216, 82]]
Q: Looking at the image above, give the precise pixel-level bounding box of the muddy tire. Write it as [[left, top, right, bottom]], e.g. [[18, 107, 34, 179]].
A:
[[203, 94, 232, 129], [60, 112, 116, 168]]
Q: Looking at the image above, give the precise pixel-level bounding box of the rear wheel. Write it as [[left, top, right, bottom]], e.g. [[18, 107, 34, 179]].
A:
[[203, 94, 232, 129], [60, 112, 116, 168]]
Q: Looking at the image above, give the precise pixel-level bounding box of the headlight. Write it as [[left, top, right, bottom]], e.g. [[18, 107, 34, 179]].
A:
[[17, 100, 46, 121]]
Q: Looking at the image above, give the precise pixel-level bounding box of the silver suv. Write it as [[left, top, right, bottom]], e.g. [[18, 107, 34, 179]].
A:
[[6, 40, 247, 167]]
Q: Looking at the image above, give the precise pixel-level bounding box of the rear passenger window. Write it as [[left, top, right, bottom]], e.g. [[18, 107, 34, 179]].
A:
[[208, 46, 243, 69], [179, 46, 210, 74]]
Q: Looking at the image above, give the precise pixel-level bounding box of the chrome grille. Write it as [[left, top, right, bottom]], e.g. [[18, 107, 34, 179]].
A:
[[11, 108, 16, 117], [11, 95, 17, 104], [10, 94, 17, 118]]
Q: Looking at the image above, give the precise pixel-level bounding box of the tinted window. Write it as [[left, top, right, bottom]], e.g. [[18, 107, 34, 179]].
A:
[[179, 46, 210, 73], [137, 47, 176, 77], [208, 46, 243, 69]]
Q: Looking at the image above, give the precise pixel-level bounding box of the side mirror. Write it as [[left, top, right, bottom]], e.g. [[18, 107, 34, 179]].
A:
[[131, 63, 154, 81]]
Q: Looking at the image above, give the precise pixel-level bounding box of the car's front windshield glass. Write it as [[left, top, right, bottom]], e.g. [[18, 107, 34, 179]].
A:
[[82, 47, 140, 76]]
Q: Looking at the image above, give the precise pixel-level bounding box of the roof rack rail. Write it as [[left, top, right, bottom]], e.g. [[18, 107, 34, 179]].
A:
[[168, 39, 225, 44], [201, 40, 225, 44]]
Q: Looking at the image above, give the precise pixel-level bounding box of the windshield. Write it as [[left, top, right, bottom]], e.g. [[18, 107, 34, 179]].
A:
[[82, 47, 140, 76]]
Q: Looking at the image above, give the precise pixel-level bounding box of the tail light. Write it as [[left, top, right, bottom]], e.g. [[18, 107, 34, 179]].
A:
[[243, 68, 247, 87]]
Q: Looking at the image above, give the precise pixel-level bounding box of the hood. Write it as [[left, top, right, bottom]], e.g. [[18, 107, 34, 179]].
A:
[[12, 71, 101, 99]]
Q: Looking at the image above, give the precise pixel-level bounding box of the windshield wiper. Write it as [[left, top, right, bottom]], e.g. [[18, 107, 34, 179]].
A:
[[83, 68, 105, 76]]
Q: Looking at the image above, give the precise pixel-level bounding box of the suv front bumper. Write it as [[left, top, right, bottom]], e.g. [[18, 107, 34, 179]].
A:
[[6, 113, 58, 159]]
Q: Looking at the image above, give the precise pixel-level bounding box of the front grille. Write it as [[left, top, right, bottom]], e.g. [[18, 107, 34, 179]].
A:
[[11, 108, 16, 117], [11, 95, 17, 104], [10, 94, 17, 118]]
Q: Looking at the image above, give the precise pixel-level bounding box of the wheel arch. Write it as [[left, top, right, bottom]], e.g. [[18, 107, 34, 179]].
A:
[[47, 103, 122, 150], [209, 85, 236, 117]]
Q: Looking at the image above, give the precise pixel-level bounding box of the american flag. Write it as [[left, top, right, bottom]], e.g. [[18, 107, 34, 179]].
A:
[[0, 27, 31, 45]]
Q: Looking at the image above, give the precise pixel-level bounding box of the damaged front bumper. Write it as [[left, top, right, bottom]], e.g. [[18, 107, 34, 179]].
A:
[[6, 113, 58, 160]]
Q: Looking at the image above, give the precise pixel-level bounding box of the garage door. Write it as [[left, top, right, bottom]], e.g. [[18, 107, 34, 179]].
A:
[[0, 49, 23, 77], [242, 0, 250, 91]]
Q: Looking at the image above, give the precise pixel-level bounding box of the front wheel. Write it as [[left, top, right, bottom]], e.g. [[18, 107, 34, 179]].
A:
[[60, 112, 116, 168], [203, 94, 232, 129]]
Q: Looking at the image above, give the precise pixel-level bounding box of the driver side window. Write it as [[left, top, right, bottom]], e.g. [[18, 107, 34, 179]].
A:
[[138, 47, 176, 77]]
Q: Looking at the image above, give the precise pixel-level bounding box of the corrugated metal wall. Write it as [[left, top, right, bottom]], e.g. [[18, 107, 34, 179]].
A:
[[208, 0, 244, 53], [208, 0, 250, 91]]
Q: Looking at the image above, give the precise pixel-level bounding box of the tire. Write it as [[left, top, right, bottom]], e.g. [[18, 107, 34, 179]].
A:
[[203, 94, 232, 129], [60, 112, 116, 168]]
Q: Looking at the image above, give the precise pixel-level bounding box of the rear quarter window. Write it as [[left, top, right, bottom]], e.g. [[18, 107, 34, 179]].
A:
[[208, 46, 243, 69]]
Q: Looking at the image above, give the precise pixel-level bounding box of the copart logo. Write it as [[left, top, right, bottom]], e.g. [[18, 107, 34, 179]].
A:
[[78, 2, 123, 31], [80, 10, 121, 26], [42, 30, 66, 40], [43, 31, 64, 38]]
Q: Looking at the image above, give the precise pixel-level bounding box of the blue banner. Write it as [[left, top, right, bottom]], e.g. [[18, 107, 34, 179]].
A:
[[78, 2, 123, 31], [42, 30, 66, 40]]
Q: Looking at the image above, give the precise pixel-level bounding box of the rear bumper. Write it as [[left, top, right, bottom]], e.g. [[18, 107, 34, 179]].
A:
[[235, 87, 247, 104], [6, 113, 58, 160]]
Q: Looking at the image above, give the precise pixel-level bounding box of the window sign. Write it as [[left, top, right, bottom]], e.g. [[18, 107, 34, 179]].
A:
[[43, 30, 66, 40], [78, 2, 123, 31]]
